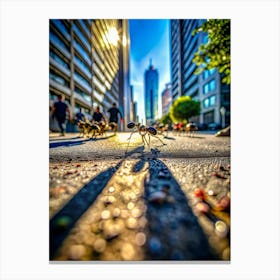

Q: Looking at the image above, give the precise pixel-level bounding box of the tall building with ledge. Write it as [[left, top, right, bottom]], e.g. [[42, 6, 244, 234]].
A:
[[144, 59, 159, 125], [170, 19, 230, 128], [49, 19, 130, 132]]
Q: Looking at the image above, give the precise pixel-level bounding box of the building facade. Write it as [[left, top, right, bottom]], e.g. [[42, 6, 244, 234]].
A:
[[49, 19, 131, 132], [161, 83, 172, 116], [144, 60, 159, 125], [170, 19, 230, 128]]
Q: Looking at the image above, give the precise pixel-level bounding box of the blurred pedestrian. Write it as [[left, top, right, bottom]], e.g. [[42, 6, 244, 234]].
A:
[[75, 108, 85, 124], [107, 102, 123, 133], [92, 106, 107, 136], [51, 94, 71, 136], [92, 106, 106, 123]]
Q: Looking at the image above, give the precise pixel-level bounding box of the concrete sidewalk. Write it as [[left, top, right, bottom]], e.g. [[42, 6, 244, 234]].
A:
[[49, 131, 230, 261]]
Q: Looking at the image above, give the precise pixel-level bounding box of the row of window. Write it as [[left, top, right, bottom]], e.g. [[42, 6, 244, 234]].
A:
[[50, 19, 123, 115], [75, 86, 91, 103], [203, 79, 216, 94], [52, 20, 69, 39], [50, 71, 69, 87], [50, 50, 69, 70], [203, 95, 216, 108], [74, 71, 91, 88], [74, 40, 91, 65], [203, 68, 216, 80], [50, 31, 69, 51], [74, 55, 91, 78]]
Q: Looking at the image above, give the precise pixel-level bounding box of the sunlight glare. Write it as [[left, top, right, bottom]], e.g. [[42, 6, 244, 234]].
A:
[[106, 27, 119, 46]]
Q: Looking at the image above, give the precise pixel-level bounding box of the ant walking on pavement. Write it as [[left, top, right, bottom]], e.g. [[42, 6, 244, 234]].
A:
[[125, 121, 166, 153]]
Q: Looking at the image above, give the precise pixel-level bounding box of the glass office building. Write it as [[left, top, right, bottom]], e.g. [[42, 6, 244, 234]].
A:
[[170, 19, 230, 127], [49, 19, 130, 131], [144, 60, 159, 125]]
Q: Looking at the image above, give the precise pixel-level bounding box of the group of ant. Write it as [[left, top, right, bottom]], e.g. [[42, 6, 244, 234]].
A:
[[77, 120, 118, 138], [125, 121, 198, 152], [77, 119, 198, 153]]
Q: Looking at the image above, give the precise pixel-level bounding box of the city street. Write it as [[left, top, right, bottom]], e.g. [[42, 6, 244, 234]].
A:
[[49, 131, 230, 261]]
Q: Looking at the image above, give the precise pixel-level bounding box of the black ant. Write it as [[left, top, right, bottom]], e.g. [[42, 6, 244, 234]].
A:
[[126, 121, 166, 153]]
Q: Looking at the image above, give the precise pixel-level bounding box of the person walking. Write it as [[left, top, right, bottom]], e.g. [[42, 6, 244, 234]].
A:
[[107, 102, 123, 133], [75, 108, 85, 123], [51, 94, 71, 136], [92, 106, 107, 135], [92, 106, 106, 124]]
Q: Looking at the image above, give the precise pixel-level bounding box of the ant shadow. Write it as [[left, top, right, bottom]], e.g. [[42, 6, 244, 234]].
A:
[[49, 146, 217, 260], [49, 146, 141, 259], [130, 156, 218, 260], [163, 135, 176, 140]]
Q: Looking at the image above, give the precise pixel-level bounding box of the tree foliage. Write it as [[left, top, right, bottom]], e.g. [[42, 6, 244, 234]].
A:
[[192, 19, 230, 84], [169, 96, 201, 123]]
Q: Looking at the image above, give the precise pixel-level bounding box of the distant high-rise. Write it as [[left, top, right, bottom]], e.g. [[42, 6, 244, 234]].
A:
[[144, 59, 159, 125], [49, 19, 131, 132], [161, 83, 172, 116], [170, 19, 230, 127]]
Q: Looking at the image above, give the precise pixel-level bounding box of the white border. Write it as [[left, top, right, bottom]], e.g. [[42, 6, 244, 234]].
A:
[[1, 0, 279, 279]]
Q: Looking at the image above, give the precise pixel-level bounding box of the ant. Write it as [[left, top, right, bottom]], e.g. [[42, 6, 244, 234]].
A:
[[126, 121, 166, 153]]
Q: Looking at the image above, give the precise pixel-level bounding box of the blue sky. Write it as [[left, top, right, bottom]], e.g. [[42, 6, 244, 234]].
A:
[[129, 19, 171, 123]]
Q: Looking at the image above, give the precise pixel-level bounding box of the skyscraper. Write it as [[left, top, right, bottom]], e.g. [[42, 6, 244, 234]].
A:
[[170, 19, 230, 127], [144, 59, 159, 125], [161, 83, 172, 116], [49, 19, 131, 132]]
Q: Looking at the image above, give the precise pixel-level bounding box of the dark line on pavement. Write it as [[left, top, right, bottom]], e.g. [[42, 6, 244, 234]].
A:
[[49, 145, 148, 260], [49, 160, 123, 259], [143, 159, 218, 260]]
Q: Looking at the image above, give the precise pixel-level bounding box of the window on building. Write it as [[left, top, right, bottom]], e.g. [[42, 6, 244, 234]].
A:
[[74, 40, 91, 65], [49, 71, 69, 86], [75, 86, 91, 103], [209, 95, 216, 106], [203, 83, 209, 94], [203, 95, 216, 108], [73, 24, 91, 51], [50, 50, 69, 69], [52, 20, 69, 38], [203, 68, 216, 80], [203, 98, 209, 108], [210, 79, 216, 91], [74, 71, 91, 88], [203, 79, 216, 94], [74, 55, 91, 77], [50, 31, 69, 51]]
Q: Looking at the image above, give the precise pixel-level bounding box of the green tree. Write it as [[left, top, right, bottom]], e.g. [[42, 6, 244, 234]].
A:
[[169, 96, 201, 123], [192, 19, 230, 84], [160, 112, 172, 125]]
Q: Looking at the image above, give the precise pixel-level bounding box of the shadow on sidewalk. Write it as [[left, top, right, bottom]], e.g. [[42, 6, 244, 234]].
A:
[[49, 146, 218, 261], [49, 145, 143, 259], [49, 134, 115, 148], [142, 158, 217, 260]]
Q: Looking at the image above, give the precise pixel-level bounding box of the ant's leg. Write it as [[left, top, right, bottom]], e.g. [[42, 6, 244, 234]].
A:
[[126, 131, 137, 153], [147, 134, 151, 147], [127, 130, 137, 141], [142, 135, 149, 146], [151, 134, 166, 145]]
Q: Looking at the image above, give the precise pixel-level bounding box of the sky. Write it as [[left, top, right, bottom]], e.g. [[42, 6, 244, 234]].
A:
[[128, 19, 171, 124]]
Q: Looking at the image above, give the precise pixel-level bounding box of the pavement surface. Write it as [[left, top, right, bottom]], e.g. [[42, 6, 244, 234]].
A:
[[49, 131, 230, 262]]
